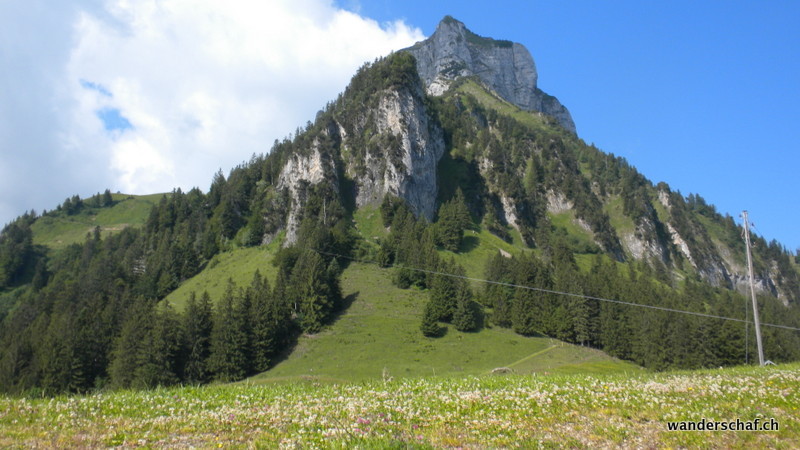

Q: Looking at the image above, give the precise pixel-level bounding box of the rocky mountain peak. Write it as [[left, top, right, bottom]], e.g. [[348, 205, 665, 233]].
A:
[[404, 16, 576, 134]]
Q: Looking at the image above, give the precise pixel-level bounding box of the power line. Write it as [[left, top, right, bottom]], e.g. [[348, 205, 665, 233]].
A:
[[308, 247, 800, 333]]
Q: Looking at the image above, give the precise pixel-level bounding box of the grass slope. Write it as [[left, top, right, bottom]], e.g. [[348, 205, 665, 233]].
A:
[[455, 79, 555, 134], [31, 193, 164, 249], [439, 226, 521, 282], [2, 363, 798, 447], [251, 261, 637, 383], [153, 204, 635, 382], [164, 244, 280, 311]]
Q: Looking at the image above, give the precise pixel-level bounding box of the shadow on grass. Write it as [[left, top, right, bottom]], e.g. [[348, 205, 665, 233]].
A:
[[459, 235, 480, 253], [329, 291, 359, 327], [265, 292, 360, 374]]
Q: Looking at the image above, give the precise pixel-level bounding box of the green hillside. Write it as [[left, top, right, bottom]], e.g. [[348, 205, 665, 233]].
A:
[[154, 204, 634, 382], [164, 242, 282, 311], [31, 193, 164, 249], [250, 262, 638, 383]]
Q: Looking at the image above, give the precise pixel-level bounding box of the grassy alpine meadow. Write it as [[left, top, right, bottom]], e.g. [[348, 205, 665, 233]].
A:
[[31, 193, 165, 249], [253, 262, 638, 382], [1, 363, 798, 448]]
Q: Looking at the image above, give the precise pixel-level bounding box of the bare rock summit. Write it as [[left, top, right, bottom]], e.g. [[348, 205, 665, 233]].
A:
[[404, 16, 576, 134]]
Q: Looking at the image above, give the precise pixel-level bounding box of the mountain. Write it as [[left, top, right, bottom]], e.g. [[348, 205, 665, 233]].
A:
[[404, 16, 576, 134], [1, 16, 799, 394], [271, 16, 797, 305]]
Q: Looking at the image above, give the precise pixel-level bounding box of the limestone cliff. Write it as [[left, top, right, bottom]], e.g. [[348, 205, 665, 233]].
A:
[[272, 53, 444, 244], [342, 82, 444, 221], [404, 16, 576, 134]]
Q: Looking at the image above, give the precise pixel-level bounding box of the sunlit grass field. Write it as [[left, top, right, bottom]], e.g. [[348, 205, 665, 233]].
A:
[[1, 363, 797, 448], [253, 261, 638, 383], [31, 193, 164, 249]]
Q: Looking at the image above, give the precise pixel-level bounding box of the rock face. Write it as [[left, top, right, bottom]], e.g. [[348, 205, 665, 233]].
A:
[[346, 84, 444, 221], [404, 16, 576, 134], [277, 140, 337, 243], [274, 60, 444, 244]]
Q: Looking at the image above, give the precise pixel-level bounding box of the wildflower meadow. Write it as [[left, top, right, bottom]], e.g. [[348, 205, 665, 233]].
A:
[[1, 363, 798, 448]]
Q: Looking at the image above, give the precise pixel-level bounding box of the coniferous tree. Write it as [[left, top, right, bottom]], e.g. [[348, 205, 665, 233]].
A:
[[483, 252, 514, 327], [551, 238, 590, 344], [451, 188, 472, 231], [248, 272, 272, 373], [183, 291, 213, 384], [428, 258, 460, 322], [420, 301, 444, 337], [380, 194, 401, 228], [435, 206, 459, 252], [102, 189, 114, 207], [209, 279, 248, 382], [0, 219, 33, 288], [133, 302, 182, 388], [249, 271, 292, 373], [235, 285, 254, 375], [511, 253, 553, 336], [37, 314, 80, 394], [453, 289, 480, 332], [326, 258, 344, 311], [31, 259, 49, 291], [290, 251, 334, 334], [109, 301, 153, 389]]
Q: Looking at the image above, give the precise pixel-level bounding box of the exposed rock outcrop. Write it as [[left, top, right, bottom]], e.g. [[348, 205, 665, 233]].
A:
[[274, 60, 445, 244], [277, 139, 339, 243], [345, 84, 444, 221], [404, 16, 576, 134]]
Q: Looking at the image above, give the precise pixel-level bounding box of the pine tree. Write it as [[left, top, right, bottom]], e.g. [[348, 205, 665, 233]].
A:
[[31, 258, 49, 291], [0, 220, 33, 288], [249, 271, 292, 373], [37, 314, 80, 394], [420, 301, 444, 337], [289, 251, 333, 334], [551, 238, 588, 343], [483, 252, 514, 327], [133, 302, 182, 388], [435, 201, 462, 252], [102, 189, 114, 207], [249, 272, 272, 373], [235, 284, 254, 375], [326, 258, 344, 311], [453, 291, 480, 332], [428, 259, 459, 322], [109, 301, 153, 389], [451, 188, 472, 230], [208, 279, 248, 382], [511, 254, 552, 336], [183, 291, 213, 384]]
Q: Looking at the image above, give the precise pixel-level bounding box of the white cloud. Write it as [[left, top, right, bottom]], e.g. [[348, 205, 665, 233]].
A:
[[0, 0, 423, 226]]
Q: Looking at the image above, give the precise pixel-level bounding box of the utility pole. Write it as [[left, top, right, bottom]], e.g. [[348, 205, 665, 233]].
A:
[[742, 210, 765, 366]]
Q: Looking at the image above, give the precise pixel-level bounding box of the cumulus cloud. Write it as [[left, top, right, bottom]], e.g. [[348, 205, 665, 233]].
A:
[[0, 0, 423, 226]]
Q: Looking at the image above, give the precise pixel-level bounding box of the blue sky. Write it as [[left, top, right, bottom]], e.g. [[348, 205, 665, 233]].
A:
[[1, 0, 798, 251]]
